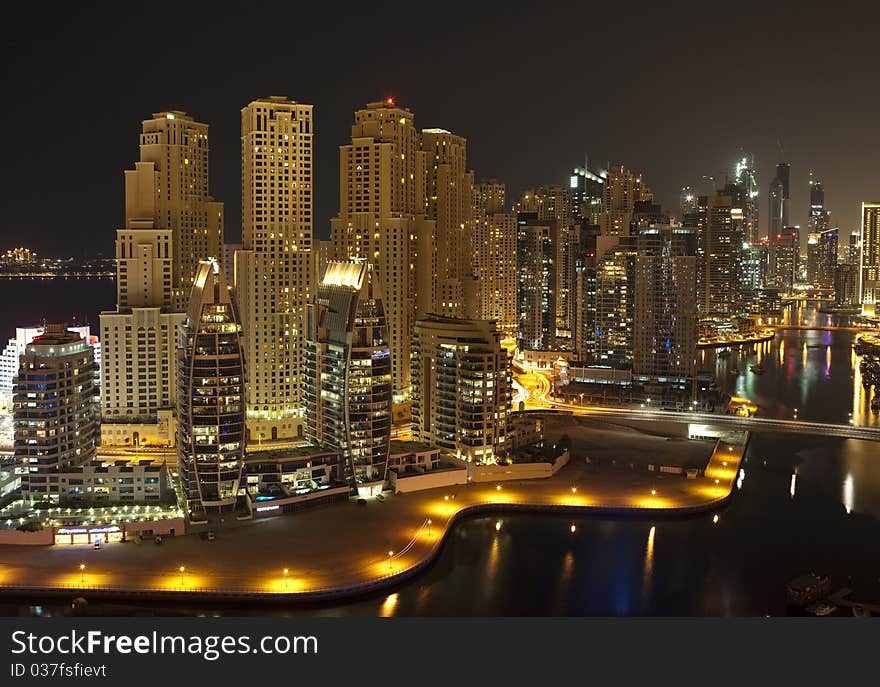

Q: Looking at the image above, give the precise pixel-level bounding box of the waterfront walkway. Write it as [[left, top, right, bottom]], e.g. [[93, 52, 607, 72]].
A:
[[0, 437, 745, 603]]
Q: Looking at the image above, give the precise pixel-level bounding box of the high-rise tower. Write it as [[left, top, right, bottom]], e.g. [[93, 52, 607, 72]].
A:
[[330, 99, 433, 399], [305, 261, 392, 496], [236, 96, 314, 441], [176, 259, 246, 516]]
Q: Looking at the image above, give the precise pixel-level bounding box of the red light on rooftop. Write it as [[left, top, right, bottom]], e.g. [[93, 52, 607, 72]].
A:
[[386, 96, 395, 106]]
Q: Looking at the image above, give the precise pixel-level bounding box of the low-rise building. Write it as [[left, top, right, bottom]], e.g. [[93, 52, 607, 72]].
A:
[[21, 458, 171, 504]]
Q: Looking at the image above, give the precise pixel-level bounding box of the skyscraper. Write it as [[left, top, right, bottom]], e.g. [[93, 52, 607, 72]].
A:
[[633, 227, 697, 381], [687, 191, 742, 317], [412, 316, 510, 463], [100, 229, 184, 445], [130, 112, 224, 310], [570, 164, 605, 224], [473, 180, 517, 335], [304, 261, 392, 496], [516, 186, 574, 343], [15, 325, 100, 498], [597, 165, 646, 236], [734, 155, 760, 245], [100, 111, 223, 447], [330, 99, 432, 399], [860, 202, 880, 311], [767, 161, 790, 283], [421, 128, 477, 318], [516, 213, 555, 350], [236, 96, 314, 441], [176, 259, 246, 516], [593, 235, 638, 368]]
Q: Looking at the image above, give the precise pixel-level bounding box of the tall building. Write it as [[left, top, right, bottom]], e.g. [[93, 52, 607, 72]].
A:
[[860, 202, 880, 311], [596, 165, 647, 236], [305, 261, 392, 496], [473, 180, 517, 335], [421, 128, 476, 318], [570, 163, 605, 224], [412, 316, 510, 463], [633, 227, 698, 381], [572, 221, 601, 362], [775, 229, 799, 292], [99, 110, 223, 446], [811, 228, 838, 289], [516, 186, 574, 342], [1, 325, 99, 399], [767, 161, 790, 283], [100, 229, 185, 445], [330, 99, 432, 399], [687, 192, 741, 318], [594, 235, 638, 368], [734, 155, 760, 244], [129, 111, 224, 310], [808, 174, 829, 233], [14, 325, 100, 497], [516, 213, 555, 350], [176, 259, 245, 516], [834, 263, 859, 307], [236, 96, 314, 440]]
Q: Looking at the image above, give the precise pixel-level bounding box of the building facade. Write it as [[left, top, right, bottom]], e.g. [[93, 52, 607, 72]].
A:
[[176, 260, 246, 515], [304, 261, 392, 496], [412, 316, 510, 463], [235, 96, 314, 440], [633, 227, 698, 381], [860, 202, 880, 312], [14, 325, 100, 497], [473, 180, 517, 335]]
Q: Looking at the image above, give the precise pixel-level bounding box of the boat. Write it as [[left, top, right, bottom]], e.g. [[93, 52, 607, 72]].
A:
[[805, 602, 837, 616], [786, 573, 833, 607], [729, 368, 740, 377], [750, 364, 764, 375]]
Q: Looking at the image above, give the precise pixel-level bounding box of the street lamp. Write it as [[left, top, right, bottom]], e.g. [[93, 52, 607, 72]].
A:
[[179, 565, 185, 587], [496, 484, 502, 492], [387, 551, 394, 572], [79, 563, 85, 586], [427, 519, 432, 537], [570, 524, 576, 534], [283, 568, 289, 591], [651, 489, 656, 496]]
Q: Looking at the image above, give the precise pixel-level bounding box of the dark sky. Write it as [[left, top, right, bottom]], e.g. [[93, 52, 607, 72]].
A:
[[2, 1, 878, 257]]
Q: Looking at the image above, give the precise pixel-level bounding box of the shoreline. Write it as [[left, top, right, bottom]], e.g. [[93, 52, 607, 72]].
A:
[[0, 434, 744, 606]]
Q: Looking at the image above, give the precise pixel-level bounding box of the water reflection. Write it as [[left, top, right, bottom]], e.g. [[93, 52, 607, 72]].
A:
[[703, 307, 880, 427]]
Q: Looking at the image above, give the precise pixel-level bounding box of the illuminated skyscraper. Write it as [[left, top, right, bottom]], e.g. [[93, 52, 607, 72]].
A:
[[594, 235, 638, 368], [15, 325, 100, 498], [633, 227, 697, 381], [236, 96, 314, 440], [100, 111, 223, 447], [304, 261, 392, 496], [176, 259, 245, 516], [860, 202, 880, 311], [570, 163, 605, 224], [734, 155, 759, 245], [129, 111, 224, 310], [330, 99, 432, 399], [687, 191, 742, 317], [517, 213, 555, 350], [767, 161, 790, 282], [421, 128, 477, 318], [473, 180, 517, 335], [412, 316, 510, 463]]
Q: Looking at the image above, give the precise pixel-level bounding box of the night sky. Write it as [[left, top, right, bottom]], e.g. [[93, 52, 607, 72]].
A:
[[2, 1, 878, 257]]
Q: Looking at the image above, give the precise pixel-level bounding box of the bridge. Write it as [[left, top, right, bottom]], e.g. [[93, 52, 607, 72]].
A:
[[516, 368, 880, 442], [771, 324, 873, 333]]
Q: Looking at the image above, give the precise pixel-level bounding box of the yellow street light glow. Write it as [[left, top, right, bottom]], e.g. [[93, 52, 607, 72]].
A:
[[570, 524, 576, 533], [496, 484, 502, 491], [495, 520, 501, 531], [651, 489, 656, 496], [713, 514, 719, 524], [571, 486, 577, 494]]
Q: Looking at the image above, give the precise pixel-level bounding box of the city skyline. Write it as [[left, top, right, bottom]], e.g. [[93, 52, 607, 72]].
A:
[[3, 3, 880, 257]]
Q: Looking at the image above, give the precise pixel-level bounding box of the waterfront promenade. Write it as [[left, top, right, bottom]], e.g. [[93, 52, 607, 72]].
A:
[[0, 433, 745, 603]]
